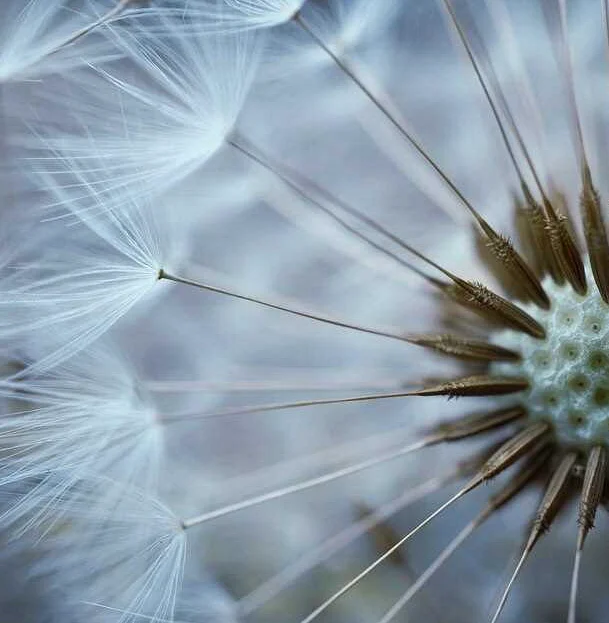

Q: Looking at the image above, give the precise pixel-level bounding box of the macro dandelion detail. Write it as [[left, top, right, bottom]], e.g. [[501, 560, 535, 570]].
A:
[[3, 0, 609, 622], [0, 0, 141, 83]]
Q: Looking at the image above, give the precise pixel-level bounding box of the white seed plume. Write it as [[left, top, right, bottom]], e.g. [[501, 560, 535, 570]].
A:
[[0, 344, 163, 533], [28, 13, 263, 209], [0, 162, 170, 373], [0, 0, 135, 83], [40, 482, 187, 623], [156, 0, 306, 33]]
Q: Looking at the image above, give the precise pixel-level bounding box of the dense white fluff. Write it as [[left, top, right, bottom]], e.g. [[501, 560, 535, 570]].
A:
[[0, 344, 163, 534], [37, 484, 187, 623], [0, 0, 126, 83], [153, 0, 306, 33], [0, 162, 169, 373], [28, 15, 262, 210], [223, 0, 304, 27]]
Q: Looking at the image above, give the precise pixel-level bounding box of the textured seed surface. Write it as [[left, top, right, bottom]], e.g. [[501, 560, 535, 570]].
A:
[[494, 271, 609, 447]]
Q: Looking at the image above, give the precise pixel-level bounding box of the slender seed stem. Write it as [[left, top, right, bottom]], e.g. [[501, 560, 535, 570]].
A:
[[441, 0, 523, 183], [237, 471, 456, 616], [556, 0, 587, 165], [159, 270, 523, 355], [378, 516, 481, 623], [293, 12, 479, 222], [228, 135, 442, 286], [490, 546, 530, 623], [159, 390, 422, 423], [180, 438, 433, 530], [159, 269, 412, 342], [298, 482, 478, 623], [567, 548, 582, 623]]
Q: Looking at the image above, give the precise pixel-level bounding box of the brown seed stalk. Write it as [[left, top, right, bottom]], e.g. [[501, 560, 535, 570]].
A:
[[491, 451, 575, 623], [477, 219, 550, 309], [520, 185, 565, 283], [577, 445, 607, 549], [581, 163, 609, 303], [450, 276, 546, 338], [432, 405, 526, 441], [531, 452, 577, 543], [544, 197, 587, 294], [568, 446, 607, 623], [483, 444, 553, 515], [404, 334, 520, 362], [476, 422, 551, 483], [412, 375, 528, 398]]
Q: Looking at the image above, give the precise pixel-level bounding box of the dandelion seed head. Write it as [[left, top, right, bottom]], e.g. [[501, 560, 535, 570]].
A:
[[5, 0, 609, 621], [494, 272, 609, 449]]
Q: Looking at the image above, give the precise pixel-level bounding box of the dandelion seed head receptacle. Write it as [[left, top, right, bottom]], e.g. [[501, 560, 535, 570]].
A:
[[495, 272, 609, 448]]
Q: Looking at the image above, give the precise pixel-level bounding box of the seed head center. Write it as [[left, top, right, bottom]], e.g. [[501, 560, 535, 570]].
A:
[[494, 276, 609, 449]]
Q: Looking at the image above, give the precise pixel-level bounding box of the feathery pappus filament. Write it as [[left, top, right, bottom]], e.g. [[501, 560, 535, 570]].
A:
[[2, 1, 609, 623]]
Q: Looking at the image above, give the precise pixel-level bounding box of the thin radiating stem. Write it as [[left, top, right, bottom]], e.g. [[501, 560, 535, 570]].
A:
[[567, 548, 582, 623], [379, 446, 549, 622], [491, 451, 576, 622], [298, 482, 478, 623], [198, 423, 430, 524], [159, 382, 528, 422], [231, 133, 548, 313], [378, 517, 479, 623], [556, 0, 587, 165], [568, 446, 607, 623], [441, 0, 524, 183], [490, 546, 530, 623], [292, 13, 479, 220], [180, 437, 432, 530], [555, 1, 609, 301], [237, 470, 456, 616], [483, 0, 549, 195], [228, 137, 435, 285], [159, 269, 411, 341], [297, 426, 549, 623], [145, 377, 407, 393], [159, 390, 420, 423], [293, 5, 543, 280], [160, 270, 527, 353]]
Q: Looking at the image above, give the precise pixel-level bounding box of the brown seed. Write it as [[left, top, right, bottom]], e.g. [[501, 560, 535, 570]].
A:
[[432, 405, 526, 441], [530, 452, 578, 546], [515, 193, 546, 278], [577, 445, 607, 549], [452, 277, 546, 338], [491, 450, 574, 623], [478, 220, 550, 309], [484, 443, 553, 515], [405, 334, 520, 362], [478, 422, 551, 482], [521, 184, 565, 283], [544, 198, 587, 294], [580, 163, 609, 303], [413, 375, 529, 398]]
